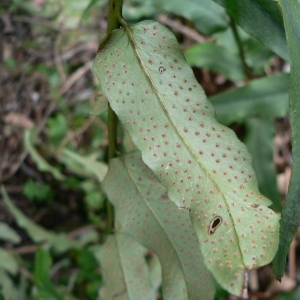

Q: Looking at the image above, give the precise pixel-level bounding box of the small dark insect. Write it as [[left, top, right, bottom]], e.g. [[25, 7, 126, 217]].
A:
[[159, 66, 166, 74], [208, 216, 223, 235]]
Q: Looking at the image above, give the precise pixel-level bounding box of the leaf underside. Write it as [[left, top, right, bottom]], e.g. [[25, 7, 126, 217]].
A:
[[98, 233, 156, 300], [93, 20, 280, 296], [103, 152, 216, 299]]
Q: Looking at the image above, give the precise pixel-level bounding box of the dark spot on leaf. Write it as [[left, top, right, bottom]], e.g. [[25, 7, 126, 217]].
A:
[[208, 216, 222, 235]]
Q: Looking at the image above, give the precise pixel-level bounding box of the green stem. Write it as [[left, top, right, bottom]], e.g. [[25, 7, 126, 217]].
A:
[[229, 14, 252, 79], [106, 0, 123, 234]]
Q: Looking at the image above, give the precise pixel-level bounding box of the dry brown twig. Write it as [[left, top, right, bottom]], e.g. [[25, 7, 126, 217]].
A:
[[156, 14, 213, 44], [55, 28, 67, 81], [60, 61, 92, 95], [58, 115, 96, 150]]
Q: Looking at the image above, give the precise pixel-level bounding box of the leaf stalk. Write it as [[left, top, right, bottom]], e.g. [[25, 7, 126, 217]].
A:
[[106, 0, 123, 233], [229, 14, 252, 79]]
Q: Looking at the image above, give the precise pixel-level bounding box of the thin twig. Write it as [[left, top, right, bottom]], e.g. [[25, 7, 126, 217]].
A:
[[58, 115, 96, 150], [289, 238, 296, 280], [157, 14, 211, 44], [12, 15, 60, 31], [104, 0, 123, 234], [54, 28, 67, 81], [60, 61, 92, 95], [229, 14, 252, 79]]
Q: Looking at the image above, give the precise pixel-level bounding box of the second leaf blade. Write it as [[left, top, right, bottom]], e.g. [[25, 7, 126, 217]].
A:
[[102, 151, 216, 299]]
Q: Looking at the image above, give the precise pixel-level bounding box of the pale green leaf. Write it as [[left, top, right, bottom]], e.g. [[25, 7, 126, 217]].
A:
[[0, 269, 18, 300], [273, 0, 300, 279], [185, 42, 245, 81], [96, 233, 156, 300], [59, 149, 108, 182], [103, 152, 216, 299], [209, 73, 289, 124], [0, 248, 18, 275], [24, 128, 65, 181], [93, 20, 280, 296], [34, 247, 65, 300], [1, 186, 97, 254], [0, 222, 21, 244]]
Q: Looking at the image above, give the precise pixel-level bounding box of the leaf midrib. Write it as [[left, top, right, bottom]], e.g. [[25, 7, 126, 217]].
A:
[[122, 22, 245, 265], [121, 156, 190, 299], [115, 235, 130, 299]]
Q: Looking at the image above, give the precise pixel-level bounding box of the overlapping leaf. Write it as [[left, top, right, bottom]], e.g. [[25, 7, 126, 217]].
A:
[[103, 152, 216, 299], [184, 42, 245, 81], [209, 73, 289, 123], [273, 0, 300, 279], [34, 247, 65, 300], [96, 233, 156, 300], [213, 0, 288, 60], [124, 0, 227, 35], [93, 20, 280, 295]]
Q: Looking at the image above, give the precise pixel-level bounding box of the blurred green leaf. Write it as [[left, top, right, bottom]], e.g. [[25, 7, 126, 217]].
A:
[[214, 27, 274, 74], [0, 222, 21, 244], [96, 233, 156, 300], [34, 247, 65, 300], [76, 249, 101, 284], [4, 58, 17, 71], [0, 248, 18, 275], [0, 269, 18, 300], [24, 129, 66, 181], [102, 152, 216, 299], [213, 0, 288, 60], [47, 114, 68, 147], [244, 118, 282, 211], [185, 42, 245, 81], [91, 127, 105, 149], [1, 186, 97, 254], [80, 0, 107, 22], [23, 180, 54, 202], [273, 0, 300, 279], [244, 38, 274, 73], [59, 149, 107, 182], [81, 180, 104, 210], [124, 0, 227, 35], [209, 73, 289, 123]]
